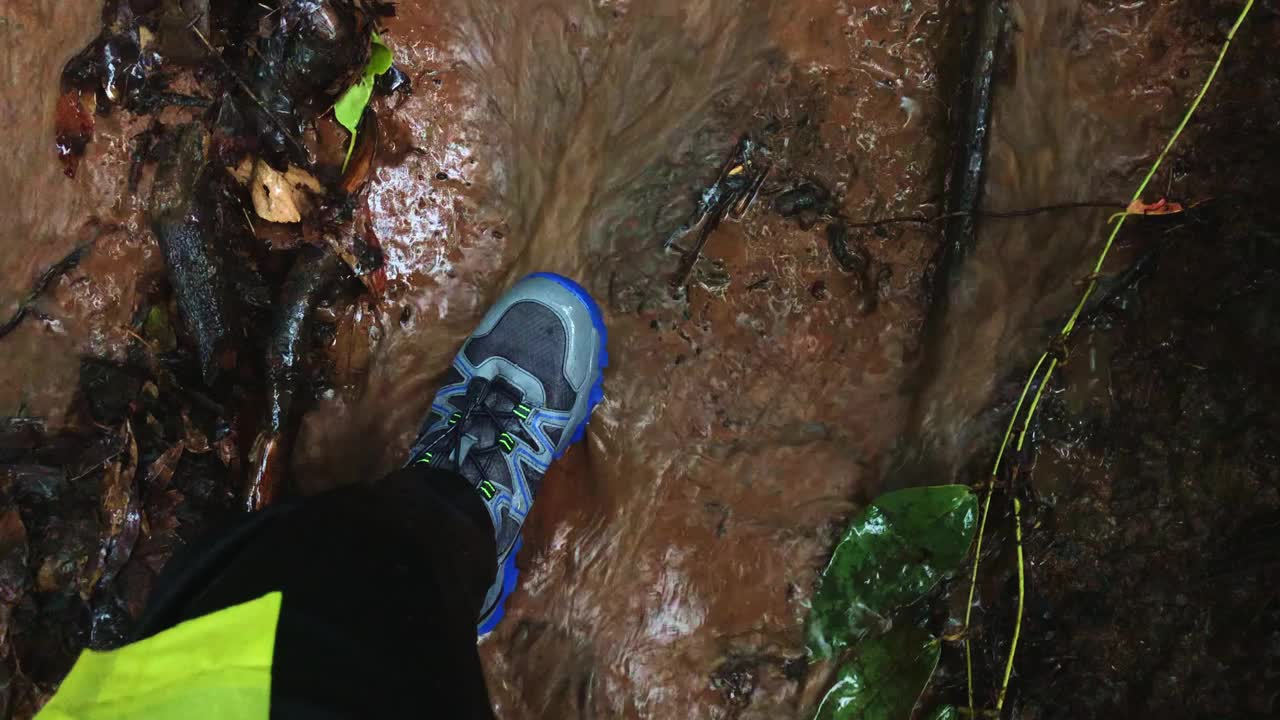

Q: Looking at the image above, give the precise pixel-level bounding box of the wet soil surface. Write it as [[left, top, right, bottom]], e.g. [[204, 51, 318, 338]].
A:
[[1, 1, 159, 424], [940, 9, 1280, 717], [1, 0, 1279, 718]]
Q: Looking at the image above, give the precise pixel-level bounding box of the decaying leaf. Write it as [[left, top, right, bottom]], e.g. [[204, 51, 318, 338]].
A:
[[99, 423, 138, 539], [813, 624, 941, 720], [339, 109, 379, 195], [0, 509, 29, 650], [36, 519, 98, 596], [95, 421, 140, 595], [137, 490, 184, 576], [249, 161, 325, 223], [1110, 196, 1186, 224], [144, 444, 185, 490], [133, 443, 186, 580], [807, 485, 977, 658], [180, 412, 211, 454], [229, 156, 256, 185], [214, 430, 239, 475], [328, 211, 387, 297], [245, 432, 284, 512], [1126, 197, 1184, 216]]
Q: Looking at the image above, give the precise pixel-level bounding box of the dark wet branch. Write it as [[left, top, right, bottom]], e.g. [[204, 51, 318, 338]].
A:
[[0, 244, 93, 341], [668, 137, 771, 288], [148, 123, 241, 384], [840, 200, 1125, 231], [265, 246, 347, 434], [938, 0, 1006, 283], [246, 245, 347, 511]]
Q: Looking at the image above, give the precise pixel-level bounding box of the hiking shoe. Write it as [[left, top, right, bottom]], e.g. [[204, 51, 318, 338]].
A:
[[405, 273, 608, 634]]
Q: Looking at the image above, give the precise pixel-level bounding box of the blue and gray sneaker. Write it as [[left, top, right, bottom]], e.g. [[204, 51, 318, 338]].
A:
[[405, 273, 607, 634]]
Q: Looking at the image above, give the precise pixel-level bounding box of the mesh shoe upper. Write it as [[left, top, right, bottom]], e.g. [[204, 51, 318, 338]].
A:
[[405, 274, 607, 632]]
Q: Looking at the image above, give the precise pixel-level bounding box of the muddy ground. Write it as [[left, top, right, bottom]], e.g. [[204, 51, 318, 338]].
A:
[[944, 9, 1280, 716], [2, 0, 1279, 718]]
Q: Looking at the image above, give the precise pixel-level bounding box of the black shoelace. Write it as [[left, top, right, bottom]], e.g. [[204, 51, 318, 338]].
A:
[[421, 378, 527, 488]]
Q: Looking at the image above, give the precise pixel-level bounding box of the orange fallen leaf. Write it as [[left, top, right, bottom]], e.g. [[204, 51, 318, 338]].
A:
[[1126, 197, 1184, 216], [1108, 197, 1187, 224]]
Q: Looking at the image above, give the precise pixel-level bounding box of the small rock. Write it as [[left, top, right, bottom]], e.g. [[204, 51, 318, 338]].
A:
[[774, 183, 831, 217]]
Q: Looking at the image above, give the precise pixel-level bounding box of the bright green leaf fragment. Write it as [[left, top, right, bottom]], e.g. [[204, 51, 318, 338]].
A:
[[813, 624, 941, 720], [807, 485, 977, 658], [923, 706, 960, 720], [334, 32, 394, 169], [143, 305, 177, 353]]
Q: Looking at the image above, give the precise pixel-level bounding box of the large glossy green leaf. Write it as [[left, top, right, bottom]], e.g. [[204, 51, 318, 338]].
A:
[[807, 485, 977, 658], [813, 624, 941, 720]]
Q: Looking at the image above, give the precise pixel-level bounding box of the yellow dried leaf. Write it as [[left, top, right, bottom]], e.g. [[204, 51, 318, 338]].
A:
[[248, 160, 324, 223], [228, 157, 255, 185]]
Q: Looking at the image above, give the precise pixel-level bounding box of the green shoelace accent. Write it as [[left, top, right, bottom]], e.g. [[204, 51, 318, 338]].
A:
[[497, 432, 515, 453]]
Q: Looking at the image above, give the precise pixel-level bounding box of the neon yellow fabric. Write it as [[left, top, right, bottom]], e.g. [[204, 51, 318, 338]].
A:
[[38, 592, 282, 720]]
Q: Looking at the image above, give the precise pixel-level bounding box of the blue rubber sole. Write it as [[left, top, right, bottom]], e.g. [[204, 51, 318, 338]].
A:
[[477, 272, 608, 636]]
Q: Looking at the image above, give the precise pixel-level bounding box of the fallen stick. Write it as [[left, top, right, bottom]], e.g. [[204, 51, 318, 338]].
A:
[[0, 244, 93, 340], [937, 0, 1006, 287], [245, 245, 346, 510], [149, 123, 241, 384]]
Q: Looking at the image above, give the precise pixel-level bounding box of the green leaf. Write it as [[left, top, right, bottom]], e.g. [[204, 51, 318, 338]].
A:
[[807, 485, 977, 658], [813, 624, 941, 720], [143, 305, 177, 353], [334, 32, 394, 169], [367, 33, 393, 75], [334, 77, 375, 134], [923, 706, 960, 720]]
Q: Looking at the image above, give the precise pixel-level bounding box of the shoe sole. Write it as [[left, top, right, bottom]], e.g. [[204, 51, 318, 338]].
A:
[[478, 272, 609, 636]]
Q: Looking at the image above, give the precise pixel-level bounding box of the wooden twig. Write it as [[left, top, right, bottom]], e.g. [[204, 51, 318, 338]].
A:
[[840, 201, 1126, 231], [0, 244, 93, 340]]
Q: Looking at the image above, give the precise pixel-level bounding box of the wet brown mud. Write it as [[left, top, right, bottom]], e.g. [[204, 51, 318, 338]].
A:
[[294, 3, 951, 716], [897, 0, 1233, 489], [1, 1, 160, 424], [2, 0, 1278, 718]]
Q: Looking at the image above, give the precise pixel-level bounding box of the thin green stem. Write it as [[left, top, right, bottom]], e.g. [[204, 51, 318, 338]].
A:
[[964, 480, 995, 713], [996, 497, 1026, 713], [966, 2, 1255, 713]]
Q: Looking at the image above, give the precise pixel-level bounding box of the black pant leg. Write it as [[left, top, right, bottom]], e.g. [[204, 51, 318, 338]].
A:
[[133, 467, 498, 719]]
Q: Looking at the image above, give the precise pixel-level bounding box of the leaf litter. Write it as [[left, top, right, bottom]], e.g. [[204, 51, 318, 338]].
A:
[[3, 0, 409, 711]]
